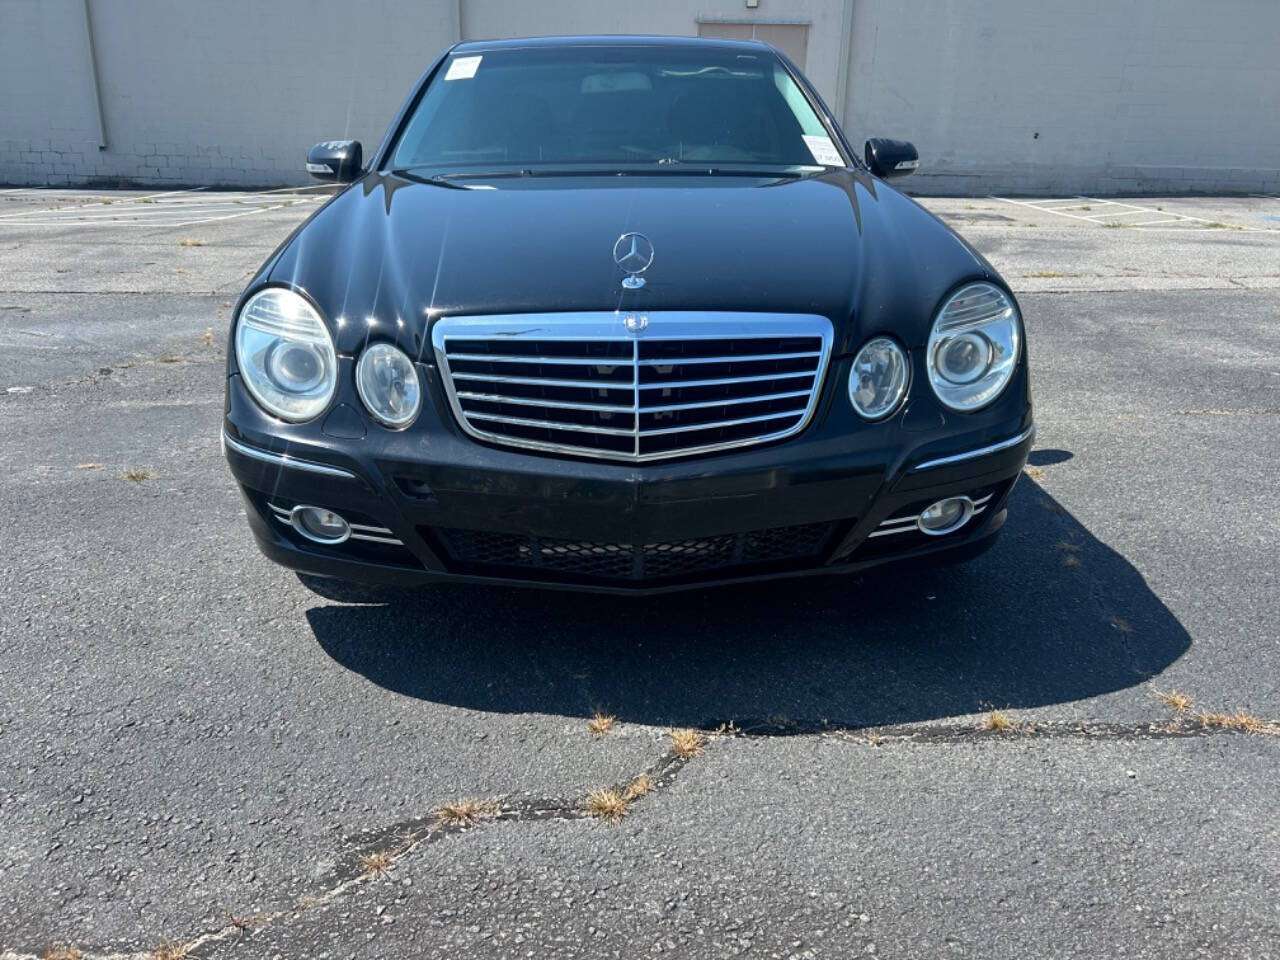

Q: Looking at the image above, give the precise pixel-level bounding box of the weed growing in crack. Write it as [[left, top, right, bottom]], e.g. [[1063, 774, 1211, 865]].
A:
[[1025, 465, 1046, 481], [1197, 711, 1277, 736], [149, 939, 193, 960], [669, 728, 705, 758], [1110, 617, 1134, 635], [585, 787, 630, 823], [1153, 689, 1194, 715], [588, 710, 617, 737], [983, 709, 1016, 733], [360, 850, 395, 875], [623, 773, 654, 800], [122, 467, 155, 482], [41, 947, 83, 960], [435, 798, 499, 828]]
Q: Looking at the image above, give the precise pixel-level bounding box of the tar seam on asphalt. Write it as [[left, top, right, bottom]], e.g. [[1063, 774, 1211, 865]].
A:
[[1, 746, 699, 960], [5, 716, 1274, 960]]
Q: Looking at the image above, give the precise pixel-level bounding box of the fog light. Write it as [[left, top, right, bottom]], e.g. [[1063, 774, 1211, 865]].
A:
[[290, 505, 351, 544], [917, 496, 974, 536]]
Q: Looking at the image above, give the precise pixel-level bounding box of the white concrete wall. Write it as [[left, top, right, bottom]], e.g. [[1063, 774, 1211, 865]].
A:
[[842, 0, 1280, 194], [0, 0, 457, 187], [1, 0, 1277, 194]]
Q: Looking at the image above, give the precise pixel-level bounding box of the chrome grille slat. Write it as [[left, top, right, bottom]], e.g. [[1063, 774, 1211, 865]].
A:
[[433, 312, 833, 463], [454, 391, 635, 413], [635, 350, 822, 366], [641, 388, 814, 414], [640, 408, 808, 437], [451, 371, 634, 390], [449, 353, 632, 366], [467, 411, 636, 436], [637, 371, 815, 390]]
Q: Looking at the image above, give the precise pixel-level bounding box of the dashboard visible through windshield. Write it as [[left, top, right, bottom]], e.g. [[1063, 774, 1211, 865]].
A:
[[391, 44, 843, 173]]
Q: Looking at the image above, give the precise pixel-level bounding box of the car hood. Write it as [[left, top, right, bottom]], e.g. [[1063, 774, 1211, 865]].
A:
[[266, 169, 997, 358]]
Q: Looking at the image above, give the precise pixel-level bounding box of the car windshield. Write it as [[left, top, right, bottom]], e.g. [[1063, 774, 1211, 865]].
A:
[[390, 44, 841, 173]]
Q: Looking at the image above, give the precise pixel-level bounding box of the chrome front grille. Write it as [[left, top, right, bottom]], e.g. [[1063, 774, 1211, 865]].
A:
[[432, 312, 833, 462]]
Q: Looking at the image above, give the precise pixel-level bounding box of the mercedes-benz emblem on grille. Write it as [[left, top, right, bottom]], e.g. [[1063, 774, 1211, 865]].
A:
[[623, 313, 648, 333], [613, 232, 654, 289]]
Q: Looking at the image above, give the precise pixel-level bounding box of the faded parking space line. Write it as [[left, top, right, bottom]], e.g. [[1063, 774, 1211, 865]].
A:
[[0, 187, 324, 227], [991, 194, 1265, 231]]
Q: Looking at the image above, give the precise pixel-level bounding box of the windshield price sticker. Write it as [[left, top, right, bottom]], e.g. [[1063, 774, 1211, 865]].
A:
[[445, 56, 482, 81], [802, 135, 843, 166]]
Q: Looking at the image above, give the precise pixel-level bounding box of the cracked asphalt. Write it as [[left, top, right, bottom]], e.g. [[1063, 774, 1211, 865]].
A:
[[1, 188, 1278, 959]]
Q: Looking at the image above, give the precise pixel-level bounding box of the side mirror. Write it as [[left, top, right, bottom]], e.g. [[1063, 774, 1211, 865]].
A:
[[306, 140, 362, 182], [864, 138, 919, 179]]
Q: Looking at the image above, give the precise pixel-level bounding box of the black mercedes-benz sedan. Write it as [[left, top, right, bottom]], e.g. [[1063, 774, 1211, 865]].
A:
[[222, 35, 1034, 594]]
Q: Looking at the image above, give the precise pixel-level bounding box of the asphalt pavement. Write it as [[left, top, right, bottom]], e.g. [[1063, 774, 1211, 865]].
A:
[[1, 187, 1277, 959]]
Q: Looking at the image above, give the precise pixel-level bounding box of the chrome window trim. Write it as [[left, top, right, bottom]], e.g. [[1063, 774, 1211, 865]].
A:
[[911, 424, 1035, 472], [431, 312, 834, 464], [222, 430, 357, 480]]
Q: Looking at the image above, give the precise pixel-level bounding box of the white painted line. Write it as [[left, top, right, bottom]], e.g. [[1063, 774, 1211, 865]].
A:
[[131, 186, 209, 202], [991, 196, 1102, 223], [0, 186, 319, 220], [991, 195, 1272, 233], [1083, 210, 1175, 220], [0, 190, 321, 225], [7, 200, 312, 228]]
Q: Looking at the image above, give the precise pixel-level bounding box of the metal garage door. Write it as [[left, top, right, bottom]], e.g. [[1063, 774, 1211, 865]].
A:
[[696, 21, 810, 69]]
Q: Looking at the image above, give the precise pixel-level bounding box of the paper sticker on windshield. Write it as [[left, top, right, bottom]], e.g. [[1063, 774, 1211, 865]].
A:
[[445, 56, 482, 81], [802, 135, 843, 166]]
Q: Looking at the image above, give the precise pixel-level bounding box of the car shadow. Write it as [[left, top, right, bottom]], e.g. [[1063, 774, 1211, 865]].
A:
[[304, 477, 1189, 730]]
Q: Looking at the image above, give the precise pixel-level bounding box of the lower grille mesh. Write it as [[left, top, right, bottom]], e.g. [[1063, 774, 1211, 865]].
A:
[[433, 521, 837, 583]]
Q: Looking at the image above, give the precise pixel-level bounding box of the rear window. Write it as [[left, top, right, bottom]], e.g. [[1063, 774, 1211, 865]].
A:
[[390, 44, 839, 171]]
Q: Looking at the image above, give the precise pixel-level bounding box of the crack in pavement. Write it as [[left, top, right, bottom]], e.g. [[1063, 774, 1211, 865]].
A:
[[720, 715, 1280, 742], [1, 747, 697, 960], [6, 713, 1275, 959]]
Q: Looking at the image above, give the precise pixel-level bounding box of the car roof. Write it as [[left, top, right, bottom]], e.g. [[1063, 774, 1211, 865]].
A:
[[452, 34, 775, 56]]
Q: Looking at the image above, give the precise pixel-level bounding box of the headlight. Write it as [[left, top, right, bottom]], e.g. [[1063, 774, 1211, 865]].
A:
[[926, 282, 1021, 411], [234, 288, 337, 421], [356, 342, 421, 428], [848, 336, 909, 420]]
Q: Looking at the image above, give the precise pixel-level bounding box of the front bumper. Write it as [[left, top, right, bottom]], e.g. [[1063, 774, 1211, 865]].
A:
[[223, 362, 1034, 594]]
